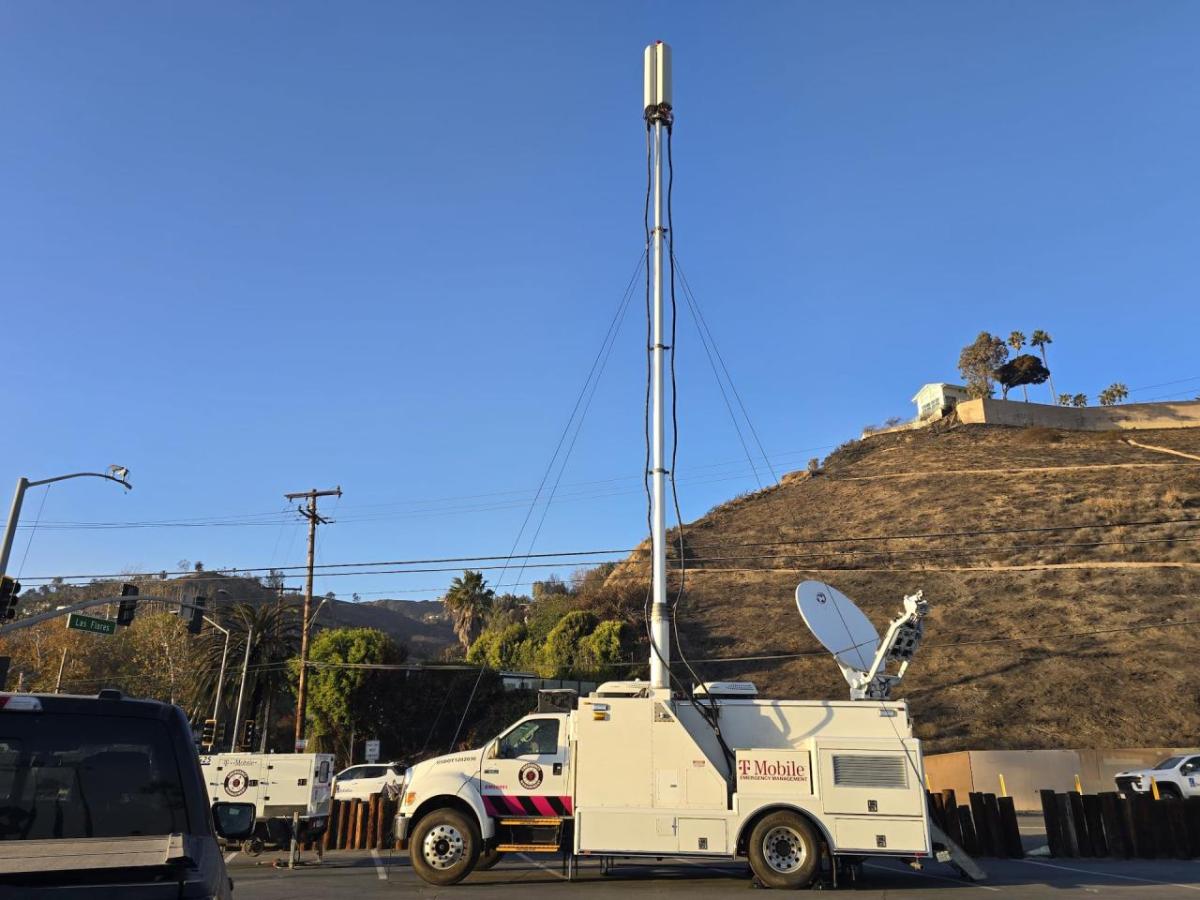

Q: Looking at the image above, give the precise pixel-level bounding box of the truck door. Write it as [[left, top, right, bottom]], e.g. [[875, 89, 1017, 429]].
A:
[[1181, 756, 1200, 794], [479, 716, 571, 818]]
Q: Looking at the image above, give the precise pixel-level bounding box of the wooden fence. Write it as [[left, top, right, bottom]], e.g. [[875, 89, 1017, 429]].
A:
[[927, 789, 1024, 858], [1040, 790, 1200, 859], [298, 795, 401, 852]]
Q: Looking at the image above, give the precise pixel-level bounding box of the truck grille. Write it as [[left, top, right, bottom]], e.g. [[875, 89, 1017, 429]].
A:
[[832, 755, 908, 789]]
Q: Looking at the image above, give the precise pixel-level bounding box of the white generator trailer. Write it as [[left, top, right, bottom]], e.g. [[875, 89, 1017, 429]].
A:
[[200, 752, 334, 854]]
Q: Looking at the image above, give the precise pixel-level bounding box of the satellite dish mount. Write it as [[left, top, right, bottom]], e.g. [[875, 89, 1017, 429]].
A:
[[795, 581, 930, 701]]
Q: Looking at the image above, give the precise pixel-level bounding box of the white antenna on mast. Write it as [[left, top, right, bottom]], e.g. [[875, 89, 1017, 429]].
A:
[[644, 40, 673, 694]]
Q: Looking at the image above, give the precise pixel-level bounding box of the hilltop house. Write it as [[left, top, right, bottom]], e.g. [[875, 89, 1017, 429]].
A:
[[913, 383, 970, 421]]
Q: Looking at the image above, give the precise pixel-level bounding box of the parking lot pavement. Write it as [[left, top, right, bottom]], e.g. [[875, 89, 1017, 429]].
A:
[[228, 850, 1200, 898]]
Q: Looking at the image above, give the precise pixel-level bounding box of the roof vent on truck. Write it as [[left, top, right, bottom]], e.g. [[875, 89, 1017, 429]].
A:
[[592, 680, 651, 698], [693, 681, 758, 699]]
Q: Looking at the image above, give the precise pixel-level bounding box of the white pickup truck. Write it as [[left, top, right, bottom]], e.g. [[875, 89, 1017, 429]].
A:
[[1115, 752, 1200, 799]]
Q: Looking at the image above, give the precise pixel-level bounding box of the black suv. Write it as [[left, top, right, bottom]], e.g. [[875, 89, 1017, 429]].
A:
[[0, 690, 254, 899]]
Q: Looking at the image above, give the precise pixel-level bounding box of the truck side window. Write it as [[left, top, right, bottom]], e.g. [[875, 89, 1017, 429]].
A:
[[498, 719, 559, 759], [1183, 757, 1200, 775]]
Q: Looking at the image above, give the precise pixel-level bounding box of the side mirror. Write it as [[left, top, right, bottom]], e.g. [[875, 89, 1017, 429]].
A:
[[212, 802, 256, 840], [486, 741, 499, 760]]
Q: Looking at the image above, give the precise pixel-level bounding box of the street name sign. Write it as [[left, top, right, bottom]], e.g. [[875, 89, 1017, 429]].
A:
[[67, 613, 116, 636]]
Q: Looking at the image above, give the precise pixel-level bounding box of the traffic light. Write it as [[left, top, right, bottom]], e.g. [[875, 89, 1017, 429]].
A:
[[215, 721, 228, 749], [242, 719, 257, 751], [183, 596, 207, 635], [201, 718, 217, 747], [116, 583, 139, 627], [0, 577, 20, 620]]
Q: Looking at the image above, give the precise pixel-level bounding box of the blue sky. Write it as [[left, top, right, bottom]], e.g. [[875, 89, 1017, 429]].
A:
[[3, 2, 1199, 602]]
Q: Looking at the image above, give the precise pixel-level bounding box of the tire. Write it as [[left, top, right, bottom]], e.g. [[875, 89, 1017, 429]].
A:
[[409, 808, 481, 886], [476, 846, 505, 870], [1157, 784, 1182, 800], [747, 811, 819, 890]]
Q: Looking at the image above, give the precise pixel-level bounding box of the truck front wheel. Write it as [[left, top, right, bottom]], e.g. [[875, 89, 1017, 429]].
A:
[[410, 808, 481, 886], [747, 811, 819, 889]]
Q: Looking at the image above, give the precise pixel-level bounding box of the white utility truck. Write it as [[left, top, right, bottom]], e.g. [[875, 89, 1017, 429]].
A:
[[1115, 752, 1200, 799], [200, 751, 334, 854], [393, 43, 964, 890]]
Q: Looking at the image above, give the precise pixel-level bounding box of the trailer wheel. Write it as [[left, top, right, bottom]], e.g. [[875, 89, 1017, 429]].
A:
[[476, 846, 505, 869], [410, 808, 481, 886], [747, 811, 819, 889]]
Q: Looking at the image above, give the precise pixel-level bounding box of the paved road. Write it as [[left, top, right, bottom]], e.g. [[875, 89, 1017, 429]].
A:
[[228, 849, 1200, 898]]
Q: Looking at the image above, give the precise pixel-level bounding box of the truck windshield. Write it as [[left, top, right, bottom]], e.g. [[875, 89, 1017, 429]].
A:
[[0, 714, 189, 841], [1154, 756, 1185, 770]]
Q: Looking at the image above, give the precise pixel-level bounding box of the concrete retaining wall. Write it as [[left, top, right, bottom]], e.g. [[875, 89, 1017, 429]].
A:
[[926, 748, 1195, 812], [956, 398, 1200, 431]]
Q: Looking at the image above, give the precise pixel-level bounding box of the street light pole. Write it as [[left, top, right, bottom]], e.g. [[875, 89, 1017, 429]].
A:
[[0, 469, 132, 577], [204, 616, 231, 734], [232, 626, 253, 752]]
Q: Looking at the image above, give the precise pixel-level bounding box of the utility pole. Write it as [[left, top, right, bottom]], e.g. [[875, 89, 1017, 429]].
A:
[[285, 486, 341, 748], [55, 647, 67, 693]]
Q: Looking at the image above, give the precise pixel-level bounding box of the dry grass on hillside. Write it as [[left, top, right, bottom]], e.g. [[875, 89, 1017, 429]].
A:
[[607, 424, 1200, 752]]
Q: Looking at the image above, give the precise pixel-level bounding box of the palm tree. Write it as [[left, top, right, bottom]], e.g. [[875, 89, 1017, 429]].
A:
[[1008, 331, 1028, 400], [1030, 330, 1056, 402], [444, 570, 495, 652], [191, 600, 300, 750]]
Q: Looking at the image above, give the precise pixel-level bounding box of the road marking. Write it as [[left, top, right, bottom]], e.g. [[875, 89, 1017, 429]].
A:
[[370, 849, 387, 881], [863, 861, 1001, 891], [520, 853, 568, 880], [224, 851, 238, 863], [1019, 859, 1200, 892]]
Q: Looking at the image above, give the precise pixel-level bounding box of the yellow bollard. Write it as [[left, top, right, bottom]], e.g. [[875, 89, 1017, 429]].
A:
[[998, 773, 1008, 798], [1151, 777, 1161, 800], [924, 772, 932, 792], [1074, 773, 1083, 794]]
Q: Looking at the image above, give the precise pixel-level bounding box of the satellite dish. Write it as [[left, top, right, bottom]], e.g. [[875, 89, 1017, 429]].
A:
[[795, 580, 879, 673]]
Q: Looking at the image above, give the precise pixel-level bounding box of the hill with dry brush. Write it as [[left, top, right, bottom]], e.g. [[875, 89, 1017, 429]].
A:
[[603, 423, 1200, 753]]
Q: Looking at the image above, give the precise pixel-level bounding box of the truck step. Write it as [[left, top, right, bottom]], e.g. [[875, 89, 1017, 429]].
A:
[[498, 817, 563, 827], [496, 843, 560, 853]]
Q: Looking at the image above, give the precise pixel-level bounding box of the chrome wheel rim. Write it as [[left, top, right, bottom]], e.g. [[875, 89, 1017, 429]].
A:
[[422, 823, 465, 870], [762, 825, 806, 874]]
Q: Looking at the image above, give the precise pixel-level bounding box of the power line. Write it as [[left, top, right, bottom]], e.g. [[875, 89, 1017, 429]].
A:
[[16, 514, 1198, 585]]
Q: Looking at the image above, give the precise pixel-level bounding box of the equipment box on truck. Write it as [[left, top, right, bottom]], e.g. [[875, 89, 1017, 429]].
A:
[[200, 752, 333, 853]]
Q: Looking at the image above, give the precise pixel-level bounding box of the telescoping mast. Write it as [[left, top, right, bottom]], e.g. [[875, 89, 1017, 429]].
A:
[[644, 39, 673, 696], [390, 43, 979, 891]]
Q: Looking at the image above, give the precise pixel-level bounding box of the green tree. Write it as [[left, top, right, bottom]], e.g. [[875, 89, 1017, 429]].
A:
[[537, 610, 597, 678], [1007, 332, 1028, 400], [1072, 393, 1088, 407], [578, 620, 626, 672], [993, 354, 1050, 400], [1030, 330, 1056, 402], [1057, 393, 1072, 406], [444, 570, 495, 652], [1098, 383, 1129, 406], [191, 601, 300, 750], [957, 332, 1008, 399], [301, 627, 407, 761]]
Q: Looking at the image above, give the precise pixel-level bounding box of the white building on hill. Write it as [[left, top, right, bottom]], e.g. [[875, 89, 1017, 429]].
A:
[[912, 383, 970, 421]]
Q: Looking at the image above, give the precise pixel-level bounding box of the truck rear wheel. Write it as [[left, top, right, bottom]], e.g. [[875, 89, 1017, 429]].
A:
[[410, 808, 481, 886], [747, 811, 819, 889]]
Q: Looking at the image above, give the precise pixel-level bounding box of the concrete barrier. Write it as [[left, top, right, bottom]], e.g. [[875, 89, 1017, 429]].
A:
[[956, 398, 1200, 431], [926, 748, 1195, 812]]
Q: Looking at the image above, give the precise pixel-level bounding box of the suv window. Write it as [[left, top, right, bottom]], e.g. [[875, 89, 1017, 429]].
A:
[[359, 766, 386, 779], [1154, 756, 1185, 770], [1181, 757, 1200, 775], [0, 714, 189, 840], [498, 719, 560, 758], [337, 767, 362, 781]]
